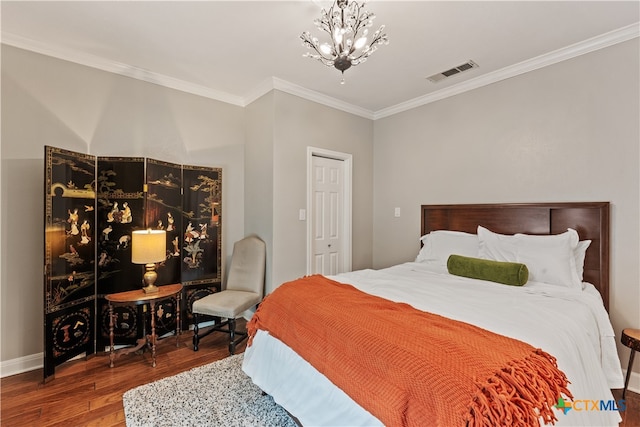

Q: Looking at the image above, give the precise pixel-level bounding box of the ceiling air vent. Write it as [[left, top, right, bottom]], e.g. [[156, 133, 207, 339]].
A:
[[427, 60, 479, 83]]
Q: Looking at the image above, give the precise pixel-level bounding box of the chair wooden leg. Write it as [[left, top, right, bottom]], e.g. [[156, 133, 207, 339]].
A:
[[623, 349, 635, 399], [229, 318, 237, 355], [193, 315, 247, 355], [193, 313, 200, 352]]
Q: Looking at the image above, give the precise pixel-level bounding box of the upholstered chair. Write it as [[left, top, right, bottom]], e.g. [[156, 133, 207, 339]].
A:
[[192, 235, 266, 355]]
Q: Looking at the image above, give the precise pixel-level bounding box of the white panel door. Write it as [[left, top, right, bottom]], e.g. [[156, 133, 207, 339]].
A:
[[311, 155, 344, 275]]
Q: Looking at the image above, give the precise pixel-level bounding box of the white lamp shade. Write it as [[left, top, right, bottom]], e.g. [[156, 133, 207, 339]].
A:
[[131, 230, 166, 264]]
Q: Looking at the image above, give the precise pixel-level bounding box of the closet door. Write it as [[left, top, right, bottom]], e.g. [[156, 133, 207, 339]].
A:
[[311, 155, 344, 276]]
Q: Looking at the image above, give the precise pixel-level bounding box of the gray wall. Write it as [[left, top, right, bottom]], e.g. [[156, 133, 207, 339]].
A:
[[373, 39, 640, 382], [244, 92, 275, 291], [244, 91, 374, 292], [271, 91, 373, 288], [1, 45, 246, 363]]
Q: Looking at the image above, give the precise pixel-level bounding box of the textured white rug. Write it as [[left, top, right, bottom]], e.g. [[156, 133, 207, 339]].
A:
[[123, 354, 296, 427]]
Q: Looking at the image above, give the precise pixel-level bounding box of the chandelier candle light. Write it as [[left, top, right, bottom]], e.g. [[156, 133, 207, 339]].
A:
[[300, 0, 389, 83]]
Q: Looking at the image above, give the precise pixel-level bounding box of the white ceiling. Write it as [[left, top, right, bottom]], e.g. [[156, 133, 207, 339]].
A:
[[2, 1, 639, 119]]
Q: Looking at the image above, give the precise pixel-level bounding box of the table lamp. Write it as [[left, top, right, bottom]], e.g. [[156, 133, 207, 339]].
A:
[[131, 229, 166, 294]]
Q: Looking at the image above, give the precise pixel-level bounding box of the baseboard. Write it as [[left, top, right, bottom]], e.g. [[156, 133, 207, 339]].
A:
[[1, 352, 43, 378], [0, 351, 91, 378]]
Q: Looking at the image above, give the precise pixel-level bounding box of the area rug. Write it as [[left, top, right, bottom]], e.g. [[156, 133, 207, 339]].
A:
[[123, 353, 296, 427]]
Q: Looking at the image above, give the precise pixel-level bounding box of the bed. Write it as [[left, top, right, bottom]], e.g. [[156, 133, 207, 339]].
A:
[[242, 202, 624, 426]]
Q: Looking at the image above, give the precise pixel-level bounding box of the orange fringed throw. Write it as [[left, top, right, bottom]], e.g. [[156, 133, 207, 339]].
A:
[[247, 275, 572, 427]]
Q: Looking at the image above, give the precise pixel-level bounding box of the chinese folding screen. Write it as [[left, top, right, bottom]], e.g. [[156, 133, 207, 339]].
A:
[[44, 146, 222, 380]]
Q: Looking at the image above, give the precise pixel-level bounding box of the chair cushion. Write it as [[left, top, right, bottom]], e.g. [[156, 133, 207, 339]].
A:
[[192, 290, 261, 319]]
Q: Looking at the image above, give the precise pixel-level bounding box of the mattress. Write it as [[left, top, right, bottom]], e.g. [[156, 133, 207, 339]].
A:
[[243, 262, 624, 426]]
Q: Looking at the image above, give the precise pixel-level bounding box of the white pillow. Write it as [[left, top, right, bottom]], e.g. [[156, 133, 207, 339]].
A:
[[477, 226, 582, 289], [514, 229, 581, 289], [575, 240, 592, 282], [477, 226, 518, 262], [416, 230, 479, 265]]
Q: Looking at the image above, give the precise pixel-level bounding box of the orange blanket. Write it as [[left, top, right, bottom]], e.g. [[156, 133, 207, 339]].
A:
[[247, 275, 572, 427]]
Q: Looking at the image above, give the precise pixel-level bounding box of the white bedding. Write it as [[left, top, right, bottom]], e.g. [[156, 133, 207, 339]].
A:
[[243, 262, 624, 426]]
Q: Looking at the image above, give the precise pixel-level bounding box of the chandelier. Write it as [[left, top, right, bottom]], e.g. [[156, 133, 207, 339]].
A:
[[300, 0, 389, 83]]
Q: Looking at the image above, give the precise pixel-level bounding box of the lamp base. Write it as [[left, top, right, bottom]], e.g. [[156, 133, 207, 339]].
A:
[[142, 264, 159, 294], [142, 284, 159, 294]]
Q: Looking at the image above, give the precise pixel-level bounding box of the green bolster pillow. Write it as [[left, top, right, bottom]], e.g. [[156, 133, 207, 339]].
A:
[[447, 254, 529, 286]]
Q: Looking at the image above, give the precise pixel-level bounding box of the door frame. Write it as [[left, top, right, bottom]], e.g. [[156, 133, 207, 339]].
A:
[[306, 146, 353, 275]]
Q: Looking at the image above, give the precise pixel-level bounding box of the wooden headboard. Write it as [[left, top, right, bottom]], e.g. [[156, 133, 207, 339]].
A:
[[421, 202, 610, 310]]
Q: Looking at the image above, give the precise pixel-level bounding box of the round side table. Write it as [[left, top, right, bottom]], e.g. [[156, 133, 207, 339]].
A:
[[621, 328, 640, 399], [106, 283, 183, 368]]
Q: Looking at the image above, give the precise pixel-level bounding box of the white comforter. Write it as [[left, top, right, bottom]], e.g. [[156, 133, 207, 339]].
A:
[[243, 262, 624, 426]]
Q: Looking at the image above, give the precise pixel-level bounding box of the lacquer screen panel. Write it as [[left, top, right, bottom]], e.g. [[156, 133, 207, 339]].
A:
[[96, 157, 145, 349], [181, 165, 222, 286], [44, 146, 97, 379]]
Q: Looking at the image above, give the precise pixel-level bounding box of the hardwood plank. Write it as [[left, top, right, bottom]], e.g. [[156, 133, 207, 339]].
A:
[[613, 388, 640, 427], [67, 402, 126, 426], [89, 389, 126, 411], [1, 379, 95, 413], [39, 403, 91, 426], [1, 407, 42, 427]]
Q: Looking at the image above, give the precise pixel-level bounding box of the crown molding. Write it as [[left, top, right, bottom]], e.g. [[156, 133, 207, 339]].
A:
[[215, 75, 376, 119], [374, 22, 640, 120], [3, 22, 638, 121], [270, 77, 375, 119], [242, 77, 277, 107], [1, 32, 245, 106]]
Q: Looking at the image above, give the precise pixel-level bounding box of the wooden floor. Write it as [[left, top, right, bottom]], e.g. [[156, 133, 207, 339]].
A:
[[613, 388, 640, 427], [1, 321, 639, 426], [1, 322, 247, 427]]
